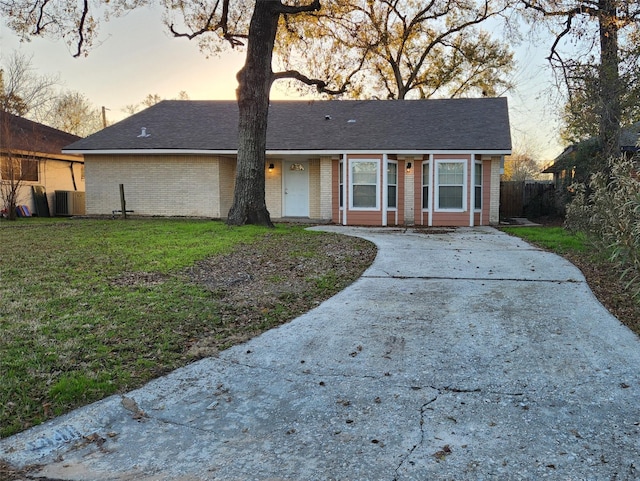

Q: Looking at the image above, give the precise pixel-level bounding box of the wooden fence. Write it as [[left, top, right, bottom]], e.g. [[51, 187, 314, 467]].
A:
[[500, 181, 556, 220]]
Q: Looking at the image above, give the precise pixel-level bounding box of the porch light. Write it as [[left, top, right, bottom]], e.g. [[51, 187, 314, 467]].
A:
[[406, 162, 412, 172], [268, 163, 275, 172]]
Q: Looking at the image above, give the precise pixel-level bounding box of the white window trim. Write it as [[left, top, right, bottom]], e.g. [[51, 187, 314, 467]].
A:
[[474, 161, 483, 212], [421, 159, 431, 212], [387, 159, 398, 211], [435, 159, 467, 212], [349, 158, 380, 211]]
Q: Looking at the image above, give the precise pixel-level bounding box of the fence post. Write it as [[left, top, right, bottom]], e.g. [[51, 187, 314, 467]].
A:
[[119, 184, 127, 219]]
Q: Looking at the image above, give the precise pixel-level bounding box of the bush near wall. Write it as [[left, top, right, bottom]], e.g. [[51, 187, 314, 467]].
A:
[[565, 155, 640, 297]]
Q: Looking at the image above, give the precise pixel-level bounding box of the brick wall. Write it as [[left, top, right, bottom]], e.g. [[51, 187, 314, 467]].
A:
[[308, 158, 320, 219], [265, 160, 282, 218], [86, 154, 220, 217], [319, 156, 333, 220], [218, 158, 235, 219]]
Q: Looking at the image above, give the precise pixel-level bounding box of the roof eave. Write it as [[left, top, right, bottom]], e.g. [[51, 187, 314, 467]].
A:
[[63, 148, 512, 156]]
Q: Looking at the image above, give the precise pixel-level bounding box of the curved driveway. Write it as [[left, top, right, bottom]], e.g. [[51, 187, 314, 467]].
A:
[[2, 226, 640, 480]]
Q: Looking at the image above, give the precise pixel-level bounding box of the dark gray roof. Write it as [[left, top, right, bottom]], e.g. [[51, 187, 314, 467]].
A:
[[620, 121, 640, 150], [64, 98, 511, 153]]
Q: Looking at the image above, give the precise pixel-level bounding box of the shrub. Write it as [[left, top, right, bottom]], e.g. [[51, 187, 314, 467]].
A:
[[565, 155, 640, 297]]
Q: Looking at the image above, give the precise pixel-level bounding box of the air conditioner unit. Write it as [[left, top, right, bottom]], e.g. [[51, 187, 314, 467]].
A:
[[55, 191, 86, 216]]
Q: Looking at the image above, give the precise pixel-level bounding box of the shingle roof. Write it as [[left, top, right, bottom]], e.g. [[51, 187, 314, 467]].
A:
[[1, 110, 81, 154], [64, 98, 511, 153], [620, 121, 640, 150]]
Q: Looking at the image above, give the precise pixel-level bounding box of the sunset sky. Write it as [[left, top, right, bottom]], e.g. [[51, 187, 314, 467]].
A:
[[0, 5, 564, 161]]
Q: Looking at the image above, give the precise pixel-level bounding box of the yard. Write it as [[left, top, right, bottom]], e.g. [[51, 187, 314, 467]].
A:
[[0, 219, 376, 438], [2, 219, 638, 443]]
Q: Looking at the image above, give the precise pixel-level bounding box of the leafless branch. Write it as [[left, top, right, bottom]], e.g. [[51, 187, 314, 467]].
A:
[[169, 0, 246, 48], [33, 0, 52, 34], [276, 0, 321, 15], [272, 69, 347, 94], [73, 0, 89, 57]]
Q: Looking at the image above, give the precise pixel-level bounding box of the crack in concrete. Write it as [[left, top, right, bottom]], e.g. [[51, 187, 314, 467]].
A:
[[363, 274, 582, 283], [393, 392, 439, 481], [390, 384, 530, 480]]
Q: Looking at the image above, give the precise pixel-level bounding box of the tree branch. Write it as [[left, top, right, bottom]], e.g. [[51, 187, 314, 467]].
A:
[[272, 69, 346, 94], [73, 0, 89, 57], [169, 0, 246, 48], [276, 0, 321, 15]]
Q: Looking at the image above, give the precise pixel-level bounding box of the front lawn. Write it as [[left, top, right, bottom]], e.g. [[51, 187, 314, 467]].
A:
[[0, 218, 376, 438]]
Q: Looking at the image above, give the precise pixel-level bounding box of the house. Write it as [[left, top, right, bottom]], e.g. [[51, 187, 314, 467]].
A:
[[542, 121, 640, 189], [63, 98, 511, 226], [0, 111, 85, 216]]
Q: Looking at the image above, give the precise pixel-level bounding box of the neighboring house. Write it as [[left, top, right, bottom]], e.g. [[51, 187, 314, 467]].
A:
[[543, 121, 640, 189], [63, 98, 511, 226], [0, 111, 85, 216]]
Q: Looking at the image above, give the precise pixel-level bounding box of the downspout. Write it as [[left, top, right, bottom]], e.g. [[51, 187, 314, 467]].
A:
[[69, 161, 78, 191], [382, 154, 388, 226]]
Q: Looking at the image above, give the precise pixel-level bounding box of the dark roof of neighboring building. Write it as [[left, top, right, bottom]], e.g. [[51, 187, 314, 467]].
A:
[[64, 98, 512, 153], [620, 121, 640, 150], [542, 121, 640, 173], [0, 110, 81, 155]]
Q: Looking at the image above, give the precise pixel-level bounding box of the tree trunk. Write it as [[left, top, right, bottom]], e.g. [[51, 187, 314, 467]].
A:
[[598, 0, 621, 160], [226, 0, 278, 227]]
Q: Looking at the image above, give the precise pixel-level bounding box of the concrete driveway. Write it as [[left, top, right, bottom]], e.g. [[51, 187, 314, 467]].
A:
[[2, 226, 640, 480]]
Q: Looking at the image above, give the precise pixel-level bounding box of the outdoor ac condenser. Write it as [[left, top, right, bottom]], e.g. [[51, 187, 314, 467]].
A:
[[55, 191, 86, 216]]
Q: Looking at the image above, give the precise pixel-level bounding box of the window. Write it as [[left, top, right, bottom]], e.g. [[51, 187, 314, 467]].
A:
[[437, 161, 465, 210], [422, 161, 430, 210], [0, 157, 38, 182], [474, 162, 482, 210], [350, 160, 379, 209], [387, 162, 397, 209]]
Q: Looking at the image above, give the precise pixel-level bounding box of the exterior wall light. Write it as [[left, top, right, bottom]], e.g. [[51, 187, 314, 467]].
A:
[[268, 163, 275, 172], [406, 162, 412, 172]]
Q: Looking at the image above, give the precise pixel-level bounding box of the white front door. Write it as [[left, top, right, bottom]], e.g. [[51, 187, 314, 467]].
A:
[[283, 161, 309, 217]]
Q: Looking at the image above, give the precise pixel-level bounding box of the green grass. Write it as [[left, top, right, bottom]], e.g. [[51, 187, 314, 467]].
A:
[[0, 218, 366, 438], [500, 226, 588, 254]]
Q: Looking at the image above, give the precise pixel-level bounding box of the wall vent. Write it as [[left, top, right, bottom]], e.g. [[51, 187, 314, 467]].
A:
[[55, 191, 86, 216]]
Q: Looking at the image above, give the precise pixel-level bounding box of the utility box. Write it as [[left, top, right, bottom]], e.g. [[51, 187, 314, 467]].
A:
[[55, 191, 86, 216]]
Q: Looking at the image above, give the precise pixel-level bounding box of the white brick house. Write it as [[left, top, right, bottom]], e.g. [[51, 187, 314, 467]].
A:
[[64, 99, 511, 226]]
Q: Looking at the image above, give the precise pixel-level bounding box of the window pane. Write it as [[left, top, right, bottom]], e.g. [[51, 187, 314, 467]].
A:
[[21, 159, 38, 182], [475, 186, 482, 209], [439, 186, 463, 209], [438, 163, 463, 184], [353, 185, 377, 208], [422, 164, 430, 186], [422, 186, 429, 209], [387, 163, 397, 184], [1, 158, 19, 180], [388, 185, 397, 208], [475, 163, 482, 185], [352, 162, 377, 184]]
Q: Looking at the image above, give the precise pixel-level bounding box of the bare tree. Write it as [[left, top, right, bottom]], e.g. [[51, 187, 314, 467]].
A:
[[521, 0, 640, 160], [45, 91, 103, 137], [0, 111, 36, 220], [123, 92, 190, 116], [0, 51, 59, 121]]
